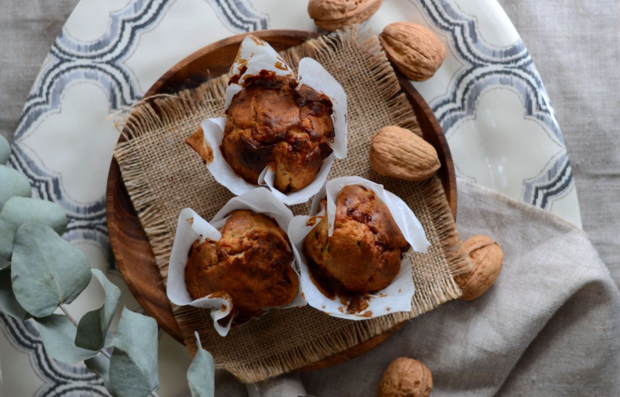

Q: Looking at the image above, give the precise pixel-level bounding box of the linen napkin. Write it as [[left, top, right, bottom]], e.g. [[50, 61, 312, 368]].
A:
[[226, 179, 620, 396]]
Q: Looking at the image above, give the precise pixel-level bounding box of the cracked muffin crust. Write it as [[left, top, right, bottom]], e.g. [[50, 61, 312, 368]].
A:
[[222, 72, 335, 193], [185, 209, 299, 318], [304, 184, 410, 295]]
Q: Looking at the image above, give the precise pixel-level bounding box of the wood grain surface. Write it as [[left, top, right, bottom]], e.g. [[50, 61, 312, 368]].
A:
[[106, 30, 456, 373]]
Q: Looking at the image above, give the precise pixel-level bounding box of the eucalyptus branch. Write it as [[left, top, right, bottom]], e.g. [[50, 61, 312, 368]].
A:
[[60, 303, 110, 363], [1, 148, 172, 397], [99, 348, 112, 359], [60, 304, 109, 358], [60, 304, 162, 397], [59, 304, 78, 326]]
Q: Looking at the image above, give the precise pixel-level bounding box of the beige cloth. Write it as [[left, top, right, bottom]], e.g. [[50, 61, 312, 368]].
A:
[[497, 0, 620, 286], [239, 180, 620, 396]]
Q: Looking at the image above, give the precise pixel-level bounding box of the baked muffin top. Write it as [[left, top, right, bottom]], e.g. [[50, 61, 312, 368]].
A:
[[222, 72, 334, 193], [185, 209, 298, 320], [304, 184, 409, 295]]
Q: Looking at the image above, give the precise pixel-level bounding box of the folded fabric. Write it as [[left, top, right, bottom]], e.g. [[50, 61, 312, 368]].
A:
[[219, 179, 620, 396]]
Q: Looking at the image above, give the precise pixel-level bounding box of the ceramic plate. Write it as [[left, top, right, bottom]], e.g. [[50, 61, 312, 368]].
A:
[[0, 0, 581, 395]]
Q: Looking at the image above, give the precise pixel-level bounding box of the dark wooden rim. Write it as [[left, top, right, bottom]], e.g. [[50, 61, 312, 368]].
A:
[[106, 29, 456, 373], [145, 30, 318, 97], [397, 71, 457, 215]]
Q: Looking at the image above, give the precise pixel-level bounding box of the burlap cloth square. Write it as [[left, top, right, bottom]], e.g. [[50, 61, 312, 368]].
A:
[[114, 28, 471, 383]]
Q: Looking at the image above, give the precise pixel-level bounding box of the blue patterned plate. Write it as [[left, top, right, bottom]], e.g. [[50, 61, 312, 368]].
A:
[[1, 1, 581, 395]]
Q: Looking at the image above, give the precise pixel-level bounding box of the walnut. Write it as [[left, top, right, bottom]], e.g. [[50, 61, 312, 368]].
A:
[[380, 22, 446, 81], [378, 357, 433, 397], [308, 0, 383, 32], [369, 126, 440, 181], [454, 235, 504, 300]]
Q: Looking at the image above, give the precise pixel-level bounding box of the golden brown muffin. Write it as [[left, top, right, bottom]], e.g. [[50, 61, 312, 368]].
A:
[[185, 210, 299, 318], [222, 72, 335, 193], [304, 185, 409, 295]]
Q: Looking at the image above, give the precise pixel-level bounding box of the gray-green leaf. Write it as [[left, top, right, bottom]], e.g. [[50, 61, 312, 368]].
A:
[[36, 314, 98, 363], [110, 308, 159, 397], [0, 165, 31, 209], [0, 267, 29, 320], [0, 197, 68, 260], [12, 223, 91, 317], [75, 269, 121, 351], [86, 356, 115, 395], [0, 135, 10, 165], [188, 331, 215, 397]]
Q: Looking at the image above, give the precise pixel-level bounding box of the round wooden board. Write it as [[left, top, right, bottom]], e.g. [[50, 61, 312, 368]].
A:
[[106, 30, 456, 373]]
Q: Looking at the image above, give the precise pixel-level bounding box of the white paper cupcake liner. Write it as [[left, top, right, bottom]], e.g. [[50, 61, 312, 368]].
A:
[[167, 188, 306, 336], [288, 176, 430, 320], [199, 35, 347, 206]]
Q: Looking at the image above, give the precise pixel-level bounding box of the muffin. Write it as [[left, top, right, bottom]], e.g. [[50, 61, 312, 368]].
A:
[[304, 185, 409, 296], [185, 209, 299, 319], [222, 72, 335, 193]]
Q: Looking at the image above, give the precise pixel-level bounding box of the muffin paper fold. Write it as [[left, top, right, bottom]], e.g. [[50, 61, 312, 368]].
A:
[[288, 176, 430, 320], [198, 35, 347, 206], [167, 188, 306, 337]]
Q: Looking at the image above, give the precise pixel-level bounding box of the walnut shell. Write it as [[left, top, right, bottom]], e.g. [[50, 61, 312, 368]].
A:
[[454, 235, 504, 300], [378, 357, 433, 397], [369, 126, 440, 181], [380, 22, 446, 81], [308, 0, 383, 32]]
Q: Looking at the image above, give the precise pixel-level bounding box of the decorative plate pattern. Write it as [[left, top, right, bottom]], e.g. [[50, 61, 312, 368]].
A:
[[0, 0, 581, 395]]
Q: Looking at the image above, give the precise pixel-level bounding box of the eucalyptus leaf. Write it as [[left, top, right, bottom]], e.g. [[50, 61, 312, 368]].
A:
[[12, 223, 91, 317], [0, 267, 29, 320], [0, 135, 10, 165], [86, 356, 115, 395], [36, 314, 98, 363], [0, 196, 68, 260], [110, 308, 159, 397], [75, 269, 121, 351], [188, 331, 215, 397], [0, 165, 31, 209]]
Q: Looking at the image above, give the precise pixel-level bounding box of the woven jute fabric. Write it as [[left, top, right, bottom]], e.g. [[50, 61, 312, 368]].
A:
[[114, 28, 471, 383]]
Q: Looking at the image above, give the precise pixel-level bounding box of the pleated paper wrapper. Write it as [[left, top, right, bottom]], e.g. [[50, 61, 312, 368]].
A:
[[197, 35, 347, 206], [167, 188, 305, 336]]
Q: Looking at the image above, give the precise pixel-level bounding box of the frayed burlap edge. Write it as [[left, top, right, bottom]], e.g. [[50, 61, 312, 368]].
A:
[[280, 29, 421, 134], [115, 78, 229, 277], [114, 26, 471, 383]]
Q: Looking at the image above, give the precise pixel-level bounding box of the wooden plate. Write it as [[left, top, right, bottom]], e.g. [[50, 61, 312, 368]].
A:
[[106, 30, 456, 372]]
